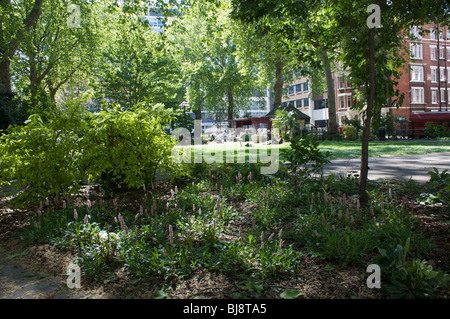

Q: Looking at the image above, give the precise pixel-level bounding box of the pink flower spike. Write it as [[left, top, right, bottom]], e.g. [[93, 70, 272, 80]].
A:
[[34, 220, 38, 229], [278, 228, 283, 239], [169, 225, 173, 244], [268, 232, 275, 241], [84, 214, 88, 225], [74, 209, 78, 220], [193, 204, 195, 212], [140, 205, 143, 215], [260, 231, 264, 242], [62, 200, 66, 209], [239, 225, 244, 242], [321, 215, 325, 227], [314, 230, 321, 237], [143, 184, 146, 192]]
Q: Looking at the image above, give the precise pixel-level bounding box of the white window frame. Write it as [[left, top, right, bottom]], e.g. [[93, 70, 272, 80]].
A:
[[410, 43, 423, 59], [440, 88, 446, 102], [347, 95, 352, 108], [339, 96, 345, 109], [439, 47, 445, 59], [410, 65, 424, 82], [431, 67, 437, 82], [431, 89, 437, 104], [430, 28, 436, 40], [447, 47, 450, 61], [410, 26, 422, 39], [440, 67, 446, 82], [411, 87, 424, 104], [430, 45, 436, 60]]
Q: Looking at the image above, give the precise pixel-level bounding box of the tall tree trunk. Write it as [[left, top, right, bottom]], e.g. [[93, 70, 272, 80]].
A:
[[194, 107, 202, 120], [273, 58, 284, 110], [358, 26, 376, 206], [320, 50, 338, 136], [0, 0, 45, 94], [227, 87, 234, 128], [0, 59, 11, 93]]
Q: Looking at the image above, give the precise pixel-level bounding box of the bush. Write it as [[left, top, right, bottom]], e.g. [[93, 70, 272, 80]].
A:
[[342, 125, 357, 140], [0, 111, 86, 205], [281, 136, 331, 177], [82, 105, 178, 190], [0, 103, 181, 205], [424, 121, 449, 139]]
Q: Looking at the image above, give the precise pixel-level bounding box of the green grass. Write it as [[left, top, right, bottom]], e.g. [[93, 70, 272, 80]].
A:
[[319, 140, 450, 160], [179, 140, 450, 162]]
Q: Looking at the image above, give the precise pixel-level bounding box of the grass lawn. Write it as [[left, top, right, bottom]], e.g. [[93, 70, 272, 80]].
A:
[[182, 140, 450, 162]]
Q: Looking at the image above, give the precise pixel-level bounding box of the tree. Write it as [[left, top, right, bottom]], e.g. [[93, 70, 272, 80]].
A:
[[11, 0, 98, 114], [231, 0, 339, 134], [0, 0, 45, 94], [166, 0, 257, 123], [331, 0, 449, 204]]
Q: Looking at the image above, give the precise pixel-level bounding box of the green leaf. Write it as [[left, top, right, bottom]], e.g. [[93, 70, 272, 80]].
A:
[[280, 288, 304, 299]]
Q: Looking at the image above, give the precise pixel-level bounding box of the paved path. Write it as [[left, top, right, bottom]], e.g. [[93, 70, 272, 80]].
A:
[[323, 152, 450, 184], [0, 246, 87, 299]]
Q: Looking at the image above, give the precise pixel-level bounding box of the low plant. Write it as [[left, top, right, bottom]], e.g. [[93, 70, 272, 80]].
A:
[[377, 238, 450, 299]]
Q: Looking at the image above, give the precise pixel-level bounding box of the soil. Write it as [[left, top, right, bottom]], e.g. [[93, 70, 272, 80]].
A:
[[0, 185, 448, 300]]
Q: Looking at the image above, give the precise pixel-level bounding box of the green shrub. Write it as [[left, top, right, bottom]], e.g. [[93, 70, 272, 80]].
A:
[[82, 105, 178, 190], [342, 125, 357, 140], [424, 121, 449, 139], [281, 136, 331, 177], [0, 110, 86, 205]]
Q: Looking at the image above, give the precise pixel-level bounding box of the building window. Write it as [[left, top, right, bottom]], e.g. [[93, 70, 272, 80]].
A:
[[339, 96, 345, 109], [440, 67, 446, 81], [338, 77, 345, 89], [410, 66, 424, 82], [347, 95, 352, 108], [431, 90, 437, 104], [296, 84, 302, 94], [289, 86, 295, 95], [430, 46, 436, 60], [303, 82, 309, 92], [431, 67, 437, 82], [296, 99, 302, 108], [439, 47, 445, 59], [447, 47, 450, 61], [430, 28, 436, 40], [440, 88, 446, 102], [447, 29, 450, 40], [410, 26, 422, 39], [439, 30, 444, 40], [411, 87, 424, 104], [303, 98, 309, 108], [314, 99, 328, 110], [410, 43, 423, 59]]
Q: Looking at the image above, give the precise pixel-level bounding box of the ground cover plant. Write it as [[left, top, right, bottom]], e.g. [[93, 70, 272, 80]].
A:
[[4, 140, 447, 299]]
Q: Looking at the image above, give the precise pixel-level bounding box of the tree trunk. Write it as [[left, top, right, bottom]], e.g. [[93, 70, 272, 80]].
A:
[[0, 59, 11, 93], [273, 58, 284, 110], [358, 26, 376, 206], [227, 87, 234, 128], [321, 50, 339, 136], [0, 0, 45, 94], [194, 107, 202, 120]]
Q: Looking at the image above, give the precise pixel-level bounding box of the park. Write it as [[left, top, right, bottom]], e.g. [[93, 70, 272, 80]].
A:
[[0, 0, 449, 305]]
